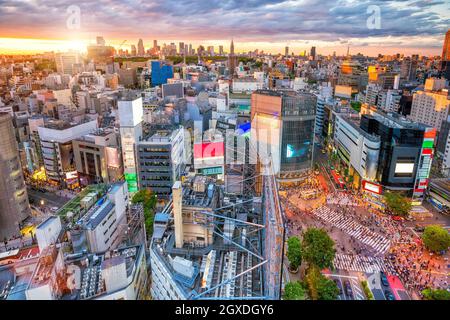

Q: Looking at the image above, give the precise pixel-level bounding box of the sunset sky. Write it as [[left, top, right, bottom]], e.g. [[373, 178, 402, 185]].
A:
[[0, 0, 449, 56]]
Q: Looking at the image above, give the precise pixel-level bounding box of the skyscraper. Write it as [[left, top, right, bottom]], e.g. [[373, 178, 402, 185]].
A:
[[441, 29, 450, 81], [442, 29, 450, 62], [251, 90, 316, 177], [153, 39, 158, 49], [0, 112, 30, 239], [179, 42, 184, 55], [55, 52, 80, 75], [285, 46, 289, 57], [118, 93, 143, 193], [137, 39, 145, 56], [310, 46, 316, 60], [219, 45, 224, 55], [229, 39, 237, 77], [131, 45, 137, 56]]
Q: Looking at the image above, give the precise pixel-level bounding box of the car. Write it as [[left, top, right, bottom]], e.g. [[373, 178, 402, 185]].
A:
[[334, 279, 343, 295], [343, 280, 353, 298], [321, 149, 326, 154], [414, 225, 425, 232], [380, 272, 389, 287], [384, 290, 395, 300], [391, 216, 404, 221]]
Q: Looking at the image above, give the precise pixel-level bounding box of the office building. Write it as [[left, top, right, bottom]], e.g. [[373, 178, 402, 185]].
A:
[[251, 90, 316, 177], [409, 78, 450, 131], [55, 52, 81, 75], [137, 127, 185, 199], [73, 128, 123, 185], [229, 40, 237, 77], [400, 57, 418, 82], [69, 182, 128, 253], [360, 112, 435, 202], [151, 61, 174, 86], [137, 39, 145, 56], [37, 119, 98, 187], [118, 93, 143, 192], [333, 114, 381, 189], [0, 112, 31, 239], [338, 59, 367, 93]]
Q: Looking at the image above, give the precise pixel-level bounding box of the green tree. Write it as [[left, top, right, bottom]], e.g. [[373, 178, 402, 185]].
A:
[[283, 281, 306, 300], [383, 192, 412, 217], [422, 288, 450, 300], [287, 236, 302, 270], [302, 228, 336, 270], [422, 225, 450, 253], [304, 266, 339, 300], [132, 189, 157, 236]]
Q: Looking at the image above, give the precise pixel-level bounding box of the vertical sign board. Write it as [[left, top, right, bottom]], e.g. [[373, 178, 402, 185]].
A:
[[412, 128, 436, 205]]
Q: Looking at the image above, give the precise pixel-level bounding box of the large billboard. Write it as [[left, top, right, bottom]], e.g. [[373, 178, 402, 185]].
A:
[[194, 141, 224, 170], [362, 180, 382, 195]]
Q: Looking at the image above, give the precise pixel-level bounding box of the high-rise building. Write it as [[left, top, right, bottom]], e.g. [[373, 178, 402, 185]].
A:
[[73, 128, 123, 185], [137, 128, 185, 199], [360, 112, 435, 203], [131, 45, 137, 56], [179, 42, 184, 55], [188, 43, 193, 55], [151, 61, 174, 86], [55, 52, 80, 75], [153, 40, 158, 49], [38, 119, 98, 187], [137, 39, 145, 56], [441, 29, 450, 81], [0, 112, 31, 239], [118, 92, 143, 193], [251, 90, 316, 177], [400, 57, 418, 82], [228, 40, 237, 77], [310, 46, 316, 60], [338, 59, 367, 93], [409, 78, 450, 132], [285, 46, 289, 57], [442, 29, 450, 62], [219, 45, 224, 55]]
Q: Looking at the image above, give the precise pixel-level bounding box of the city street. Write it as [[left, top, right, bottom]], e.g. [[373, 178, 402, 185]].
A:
[[281, 144, 450, 300]]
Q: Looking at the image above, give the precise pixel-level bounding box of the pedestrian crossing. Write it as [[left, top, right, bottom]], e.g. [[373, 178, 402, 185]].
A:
[[326, 193, 358, 206], [333, 254, 395, 274], [313, 206, 391, 255], [350, 277, 365, 300]]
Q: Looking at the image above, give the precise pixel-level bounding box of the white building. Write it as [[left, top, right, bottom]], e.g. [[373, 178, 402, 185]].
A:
[[334, 114, 381, 184], [410, 78, 450, 132], [232, 77, 262, 93], [38, 119, 98, 185], [118, 93, 143, 193]]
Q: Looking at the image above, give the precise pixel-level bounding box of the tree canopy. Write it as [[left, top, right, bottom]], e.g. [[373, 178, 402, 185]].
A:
[[383, 192, 412, 217], [422, 288, 450, 300], [283, 281, 306, 300], [304, 266, 339, 300], [422, 225, 450, 253], [302, 228, 336, 270], [287, 236, 302, 270], [132, 189, 157, 236]]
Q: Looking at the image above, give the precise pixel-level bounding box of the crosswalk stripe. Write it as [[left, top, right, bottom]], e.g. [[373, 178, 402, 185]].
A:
[[313, 206, 391, 254]]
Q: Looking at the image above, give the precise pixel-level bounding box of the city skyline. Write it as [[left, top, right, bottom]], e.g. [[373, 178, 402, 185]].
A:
[[0, 0, 449, 56]]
